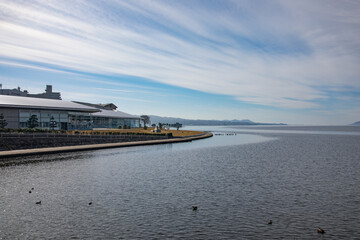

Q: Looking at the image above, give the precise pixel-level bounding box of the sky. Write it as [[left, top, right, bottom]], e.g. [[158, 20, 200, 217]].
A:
[[0, 0, 359, 125]]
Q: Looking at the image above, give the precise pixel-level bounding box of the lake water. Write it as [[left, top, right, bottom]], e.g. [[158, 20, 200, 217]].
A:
[[1, 126, 359, 239]]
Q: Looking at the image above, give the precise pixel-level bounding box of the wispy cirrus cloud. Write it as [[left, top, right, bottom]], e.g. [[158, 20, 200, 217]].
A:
[[63, 91, 155, 104], [0, 0, 359, 111]]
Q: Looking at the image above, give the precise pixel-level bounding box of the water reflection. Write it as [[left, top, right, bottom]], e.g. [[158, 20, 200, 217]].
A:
[[0, 151, 96, 167]]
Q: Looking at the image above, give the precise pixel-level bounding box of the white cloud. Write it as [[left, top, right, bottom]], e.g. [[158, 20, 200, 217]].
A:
[[0, 0, 359, 110], [62, 91, 154, 104]]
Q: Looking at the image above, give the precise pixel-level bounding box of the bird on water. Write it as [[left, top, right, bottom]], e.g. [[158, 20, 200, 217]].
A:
[[89, 202, 92, 205], [317, 228, 325, 234], [268, 220, 272, 225], [192, 206, 198, 211], [35, 201, 41, 205]]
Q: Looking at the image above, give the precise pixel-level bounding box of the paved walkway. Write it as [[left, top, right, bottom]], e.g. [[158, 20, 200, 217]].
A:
[[0, 132, 213, 158]]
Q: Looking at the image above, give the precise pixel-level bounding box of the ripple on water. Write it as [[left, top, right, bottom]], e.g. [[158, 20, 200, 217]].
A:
[[0, 127, 360, 239]]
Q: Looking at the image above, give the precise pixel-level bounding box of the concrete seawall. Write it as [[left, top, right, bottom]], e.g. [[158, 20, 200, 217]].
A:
[[0, 132, 171, 151], [0, 132, 213, 159]]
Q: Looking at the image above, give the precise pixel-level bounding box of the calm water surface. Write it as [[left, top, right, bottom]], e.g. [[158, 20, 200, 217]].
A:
[[1, 126, 360, 239]]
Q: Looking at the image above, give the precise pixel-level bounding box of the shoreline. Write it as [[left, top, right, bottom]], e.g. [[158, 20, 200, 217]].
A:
[[0, 132, 213, 159]]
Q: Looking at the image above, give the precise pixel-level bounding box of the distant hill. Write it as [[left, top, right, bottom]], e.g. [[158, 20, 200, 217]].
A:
[[352, 121, 360, 125], [148, 115, 285, 126]]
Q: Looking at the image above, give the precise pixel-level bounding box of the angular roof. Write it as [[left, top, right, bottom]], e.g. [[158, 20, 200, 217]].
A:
[[73, 101, 117, 110], [0, 95, 99, 112], [91, 109, 140, 119]]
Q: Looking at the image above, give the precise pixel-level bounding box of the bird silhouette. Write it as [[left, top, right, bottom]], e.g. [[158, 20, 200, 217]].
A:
[[317, 228, 325, 234], [35, 201, 41, 205]]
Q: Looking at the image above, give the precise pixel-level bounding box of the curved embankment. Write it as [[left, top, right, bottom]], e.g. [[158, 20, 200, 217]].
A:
[[0, 132, 213, 159]]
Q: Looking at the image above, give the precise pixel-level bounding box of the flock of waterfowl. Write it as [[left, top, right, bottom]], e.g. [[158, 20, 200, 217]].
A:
[[28, 187, 92, 206], [28, 191, 326, 235]]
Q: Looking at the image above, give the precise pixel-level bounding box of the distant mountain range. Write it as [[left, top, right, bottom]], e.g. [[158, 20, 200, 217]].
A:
[[148, 115, 286, 126], [352, 121, 360, 125]]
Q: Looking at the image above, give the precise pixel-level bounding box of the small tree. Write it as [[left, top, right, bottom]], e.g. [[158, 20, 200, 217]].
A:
[[174, 122, 182, 130], [140, 115, 150, 129], [27, 115, 39, 128], [49, 116, 57, 130], [0, 113, 8, 128]]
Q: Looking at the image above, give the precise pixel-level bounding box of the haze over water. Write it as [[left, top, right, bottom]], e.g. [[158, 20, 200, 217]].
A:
[[1, 126, 359, 239]]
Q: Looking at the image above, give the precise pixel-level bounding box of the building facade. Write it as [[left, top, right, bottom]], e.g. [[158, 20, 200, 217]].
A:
[[0, 95, 140, 130], [91, 109, 140, 128], [0, 95, 98, 130], [74, 101, 140, 128]]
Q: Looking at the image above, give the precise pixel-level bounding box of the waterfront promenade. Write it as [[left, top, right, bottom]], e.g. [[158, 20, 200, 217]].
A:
[[0, 132, 212, 158]]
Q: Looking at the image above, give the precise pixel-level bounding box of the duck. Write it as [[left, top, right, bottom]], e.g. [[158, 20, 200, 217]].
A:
[[192, 206, 198, 211], [268, 220, 272, 225], [88, 202, 92, 205], [35, 201, 41, 205], [317, 228, 325, 234]]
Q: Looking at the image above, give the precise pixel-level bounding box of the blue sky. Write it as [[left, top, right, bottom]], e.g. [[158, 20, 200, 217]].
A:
[[0, 0, 359, 125]]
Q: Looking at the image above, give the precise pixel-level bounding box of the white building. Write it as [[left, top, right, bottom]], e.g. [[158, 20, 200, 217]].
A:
[[0, 95, 140, 130]]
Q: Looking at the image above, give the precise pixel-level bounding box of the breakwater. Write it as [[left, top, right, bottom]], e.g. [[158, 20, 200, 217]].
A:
[[0, 132, 213, 158], [0, 132, 171, 151]]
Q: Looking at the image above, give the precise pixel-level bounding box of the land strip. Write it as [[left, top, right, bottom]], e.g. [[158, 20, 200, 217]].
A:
[[0, 128, 203, 151], [0, 132, 212, 159]]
